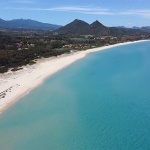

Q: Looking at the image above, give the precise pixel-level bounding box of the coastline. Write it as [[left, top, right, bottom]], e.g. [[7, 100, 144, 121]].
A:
[[0, 40, 149, 113]]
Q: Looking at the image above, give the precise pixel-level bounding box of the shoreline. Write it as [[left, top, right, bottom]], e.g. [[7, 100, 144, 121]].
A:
[[0, 40, 149, 113]]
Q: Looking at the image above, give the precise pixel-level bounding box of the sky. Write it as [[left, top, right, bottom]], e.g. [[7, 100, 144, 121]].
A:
[[0, 0, 150, 27]]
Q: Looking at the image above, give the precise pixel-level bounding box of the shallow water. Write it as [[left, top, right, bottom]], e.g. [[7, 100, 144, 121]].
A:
[[0, 41, 150, 150]]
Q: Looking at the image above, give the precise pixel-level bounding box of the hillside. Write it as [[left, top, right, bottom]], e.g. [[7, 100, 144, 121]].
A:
[[109, 27, 147, 37], [89, 20, 110, 35], [56, 19, 149, 36], [56, 19, 90, 35], [0, 18, 61, 30], [57, 19, 109, 36], [141, 26, 150, 33]]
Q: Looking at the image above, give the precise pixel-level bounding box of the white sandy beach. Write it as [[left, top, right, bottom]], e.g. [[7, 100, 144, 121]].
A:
[[0, 40, 149, 112]]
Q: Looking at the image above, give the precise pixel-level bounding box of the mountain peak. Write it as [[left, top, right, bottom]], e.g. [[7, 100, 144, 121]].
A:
[[73, 19, 80, 22], [90, 20, 105, 27], [89, 20, 109, 35], [71, 19, 89, 25], [92, 20, 100, 24], [57, 19, 89, 35], [57, 19, 109, 36]]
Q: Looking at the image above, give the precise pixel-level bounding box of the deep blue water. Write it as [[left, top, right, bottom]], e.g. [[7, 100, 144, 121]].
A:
[[0, 41, 150, 150]]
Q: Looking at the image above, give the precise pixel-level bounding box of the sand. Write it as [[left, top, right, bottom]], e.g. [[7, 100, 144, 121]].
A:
[[0, 40, 149, 112]]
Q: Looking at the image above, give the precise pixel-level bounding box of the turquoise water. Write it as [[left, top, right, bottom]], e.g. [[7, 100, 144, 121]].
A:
[[0, 41, 150, 150]]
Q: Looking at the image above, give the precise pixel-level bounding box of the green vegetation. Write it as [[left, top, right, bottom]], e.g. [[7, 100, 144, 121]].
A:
[[0, 25, 150, 73]]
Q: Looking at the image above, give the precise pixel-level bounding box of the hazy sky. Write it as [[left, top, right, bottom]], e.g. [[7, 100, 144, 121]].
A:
[[0, 0, 150, 27]]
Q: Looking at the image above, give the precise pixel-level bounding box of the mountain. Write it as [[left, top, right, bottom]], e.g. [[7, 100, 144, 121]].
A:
[[56, 19, 150, 37], [141, 26, 150, 32], [0, 18, 61, 30], [57, 19, 109, 36], [117, 26, 127, 28], [89, 20, 109, 35], [109, 27, 147, 37], [56, 19, 90, 35], [132, 26, 140, 29]]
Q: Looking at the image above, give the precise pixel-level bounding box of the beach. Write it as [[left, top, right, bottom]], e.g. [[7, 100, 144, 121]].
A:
[[0, 40, 148, 112]]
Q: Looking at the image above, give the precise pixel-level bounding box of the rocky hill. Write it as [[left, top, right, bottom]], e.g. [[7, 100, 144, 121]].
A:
[[0, 18, 61, 30], [57, 19, 109, 36], [56, 19, 149, 37]]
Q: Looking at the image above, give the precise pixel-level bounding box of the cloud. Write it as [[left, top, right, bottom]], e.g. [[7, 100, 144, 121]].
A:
[[50, 6, 109, 12], [83, 11, 114, 15], [5, 6, 114, 15], [4, 6, 150, 19], [47, 6, 114, 15], [120, 9, 150, 18]]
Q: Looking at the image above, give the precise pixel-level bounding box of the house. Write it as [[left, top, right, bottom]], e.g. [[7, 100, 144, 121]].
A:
[[70, 50, 78, 53]]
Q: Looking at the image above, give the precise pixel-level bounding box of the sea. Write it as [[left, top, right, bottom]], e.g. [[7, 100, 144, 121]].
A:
[[0, 41, 150, 150]]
